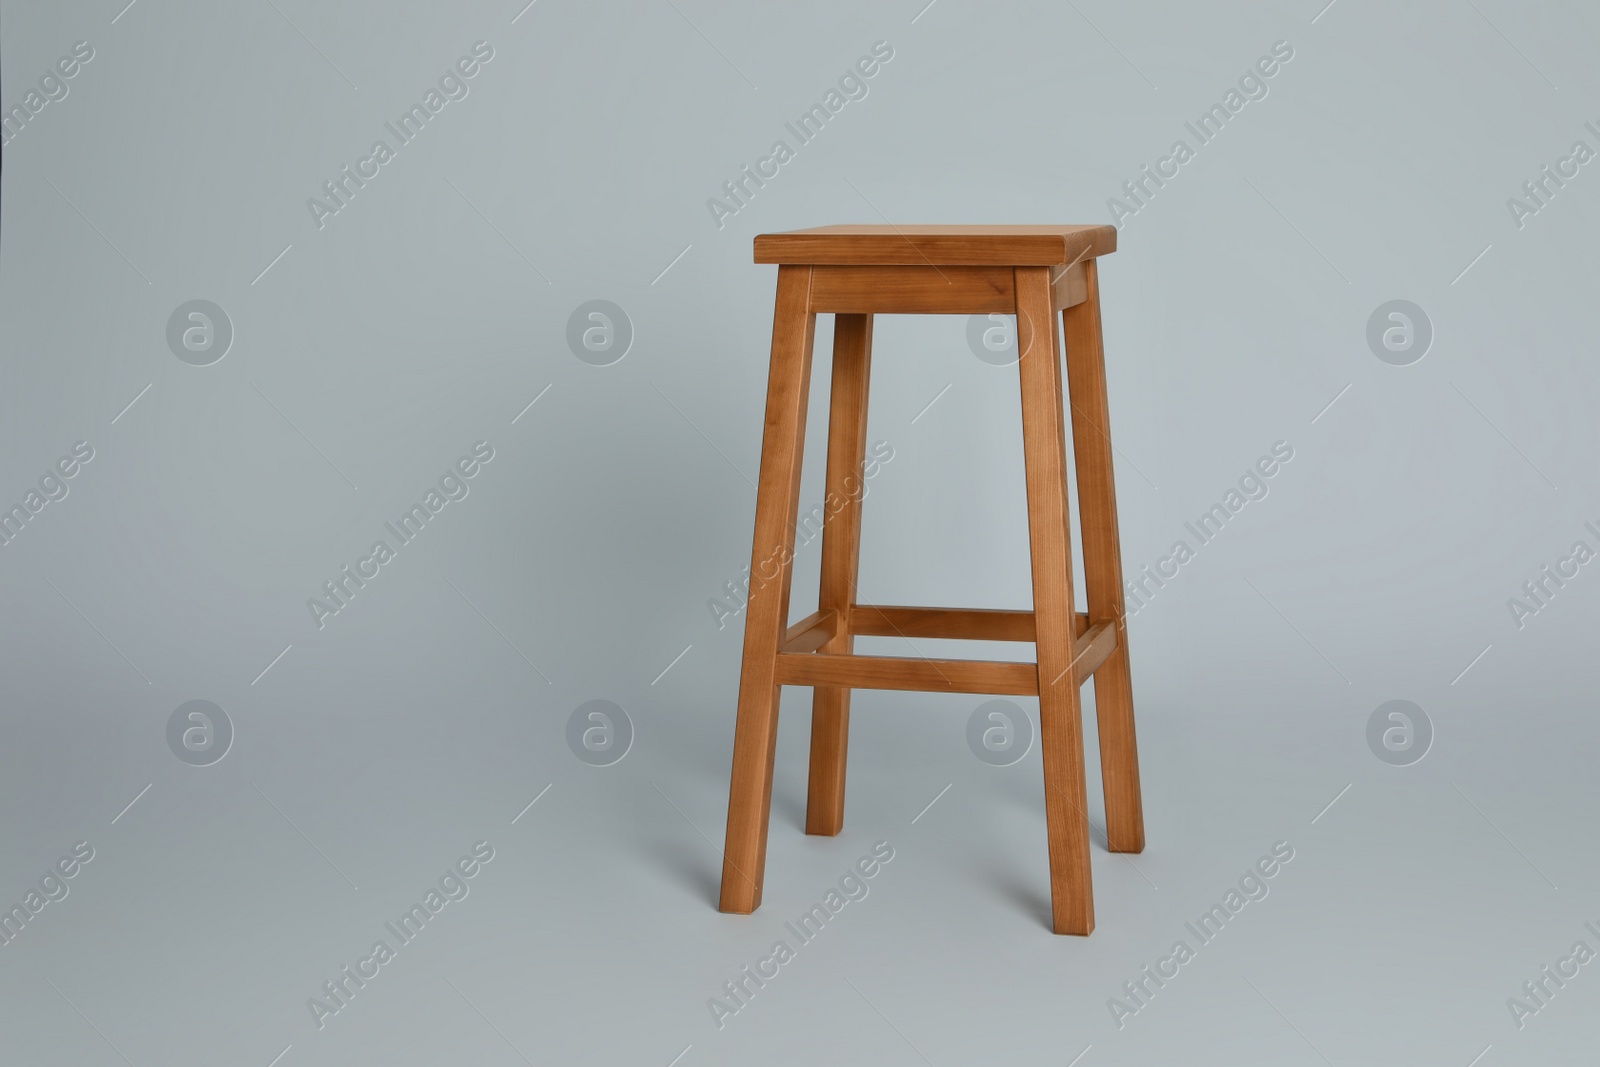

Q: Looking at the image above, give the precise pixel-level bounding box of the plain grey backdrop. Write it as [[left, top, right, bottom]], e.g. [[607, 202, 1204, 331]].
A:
[[4, 0, 1600, 1064]]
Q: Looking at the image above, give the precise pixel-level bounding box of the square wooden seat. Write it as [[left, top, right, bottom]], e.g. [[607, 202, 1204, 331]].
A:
[[719, 224, 1144, 936]]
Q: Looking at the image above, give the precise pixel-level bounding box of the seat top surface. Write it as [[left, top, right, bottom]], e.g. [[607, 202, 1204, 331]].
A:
[[754, 224, 1116, 266]]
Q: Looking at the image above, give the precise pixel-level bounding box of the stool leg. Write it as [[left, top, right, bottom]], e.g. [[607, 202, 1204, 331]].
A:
[[806, 313, 873, 836], [720, 265, 817, 914], [1062, 261, 1145, 854], [1015, 267, 1094, 935]]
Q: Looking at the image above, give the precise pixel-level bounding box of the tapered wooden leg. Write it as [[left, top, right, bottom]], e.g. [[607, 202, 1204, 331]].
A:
[[1062, 261, 1144, 855], [720, 265, 817, 914], [1015, 267, 1094, 936], [806, 314, 874, 836]]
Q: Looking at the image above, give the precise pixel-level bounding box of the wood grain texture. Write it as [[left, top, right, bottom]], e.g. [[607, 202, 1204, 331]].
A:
[[806, 313, 873, 836], [777, 652, 1038, 696], [809, 266, 1014, 314], [719, 265, 816, 915], [755, 225, 1116, 266], [1071, 620, 1118, 679], [1015, 266, 1095, 935], [851, 605, 1091, 642], [1063, 259, 1145, 854], [781, 609, 837, 654], [1051, 261, 1088, 311]]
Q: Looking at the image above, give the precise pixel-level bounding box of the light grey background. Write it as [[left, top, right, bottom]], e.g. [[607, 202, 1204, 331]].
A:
[[3, 1, 1598, 1064]]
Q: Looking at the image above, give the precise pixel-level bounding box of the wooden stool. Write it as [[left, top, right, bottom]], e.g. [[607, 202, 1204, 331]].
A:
[[718, 225, 1143, 935]]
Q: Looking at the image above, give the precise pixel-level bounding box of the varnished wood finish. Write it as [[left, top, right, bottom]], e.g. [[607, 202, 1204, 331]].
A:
[[780, 609, 837, 654], [806, 313, 873, 836], [1015, 265, 1094, 935], [721, 226, 1140, 937], [1051, 261, 1088, 311], [1071, 620, 1118, 679], [851, 604, 1091, 642], [1063, 259, 1144, 854], [719, 265, 815, 915], [809, 266, 1015, 314], [777, 652, 1038, 697], [755, 224, 1116, 266]]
